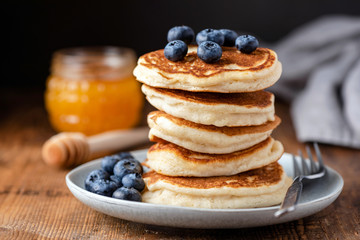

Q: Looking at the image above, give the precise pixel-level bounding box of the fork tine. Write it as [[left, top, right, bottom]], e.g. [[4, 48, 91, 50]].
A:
[[299, 149, 309, 175], [314, 142, 325, 170], [306, 145, 317, 174], [275, 144, 326, 217], [292, 154, 301, 177]]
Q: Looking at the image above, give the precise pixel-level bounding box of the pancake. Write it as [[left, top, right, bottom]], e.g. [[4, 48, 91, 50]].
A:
[[133, 46, 282, 93], [142, 84, 275, 127], [148, 111, 281, 154], [145, 137, 284, 177], [142, 162, 292, 209]]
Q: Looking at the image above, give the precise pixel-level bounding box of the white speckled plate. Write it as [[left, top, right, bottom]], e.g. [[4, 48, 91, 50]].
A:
[[65, 149, 343, 229]]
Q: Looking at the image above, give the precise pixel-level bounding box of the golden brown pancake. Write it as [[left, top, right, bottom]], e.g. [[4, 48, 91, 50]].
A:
[[149, 111, 280, 136], [133, 46, 282, 92], [144, 162, 283, 189], [148, 111, 281, 154], [142, 84, 275, 127], [145, 137, 284, 177], [147, 85, 273, 107], [142, 162, 292, 209]]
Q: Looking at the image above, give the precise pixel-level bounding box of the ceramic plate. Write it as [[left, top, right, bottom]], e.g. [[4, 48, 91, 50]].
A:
[[65, 149, 343, 229]]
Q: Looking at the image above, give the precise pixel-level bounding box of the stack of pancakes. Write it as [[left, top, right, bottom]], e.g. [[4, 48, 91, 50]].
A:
[[134, 45, 292, 209]]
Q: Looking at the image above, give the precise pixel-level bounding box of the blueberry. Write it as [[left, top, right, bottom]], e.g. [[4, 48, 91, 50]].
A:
[[84, 169, 110, 191], [220, 29, 238, 47], [167, 26, 195, 44], [116, 152, 142, 173], [197, 41, 222, 63], [122, 173, 145, 192], [129, 158, 143, 174], [196, 29, 224, 46], [101, 155, 121, 174], [110, 175, 123, 188], [116, 152, 134, 160], [113, 159, 143, 179], [235, 35, 259, 54], [89, 179, 118, 197], [164, 40, 188, 62], [112, 187, 142, 202], [124, 158, 143, 174], [115, 153, 143, 174]]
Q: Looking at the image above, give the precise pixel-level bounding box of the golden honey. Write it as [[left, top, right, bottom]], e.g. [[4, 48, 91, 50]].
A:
[[45, 47, 143, 136]]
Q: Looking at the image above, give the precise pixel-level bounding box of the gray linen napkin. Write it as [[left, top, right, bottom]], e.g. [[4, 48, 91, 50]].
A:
[[269, 15, 360, 149]]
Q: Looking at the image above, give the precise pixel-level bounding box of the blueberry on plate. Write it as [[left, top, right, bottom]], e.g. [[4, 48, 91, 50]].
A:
[[235, 35, 259, 54], [123, 158, 143, 174], [196, 29, 224, 46], [197, 41, 222, 63], [101, 155, 121, 174], [84, 169, 110, 191], [116, 152, 134, 160], [167, 25, 195, 44], [113, 159, 143, 179], [90, 179, 118, 197], [164, 40, 188, 62], [110, 175, 123, 188], [129, 158, 143, 174], [116, 152, 141, 173], [122, 173, 145, 192], [220, 29, 238, 47], [112, 187, 142, 202]]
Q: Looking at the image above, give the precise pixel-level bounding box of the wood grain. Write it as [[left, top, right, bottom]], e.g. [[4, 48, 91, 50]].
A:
[[0, 88, 359, 239]]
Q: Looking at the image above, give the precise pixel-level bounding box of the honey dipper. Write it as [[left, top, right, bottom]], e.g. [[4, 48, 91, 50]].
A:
[[42, 127, 149, 168]]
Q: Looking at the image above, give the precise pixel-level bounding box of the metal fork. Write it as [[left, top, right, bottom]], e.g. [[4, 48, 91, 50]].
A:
[[274, 142, 326, 217]]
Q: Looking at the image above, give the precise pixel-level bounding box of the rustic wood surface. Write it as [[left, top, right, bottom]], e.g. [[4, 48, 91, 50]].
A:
[[0, 88, 359, 240]]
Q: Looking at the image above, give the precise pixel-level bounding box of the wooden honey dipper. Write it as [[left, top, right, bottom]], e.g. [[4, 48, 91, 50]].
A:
[[42, 127, 149, 168]]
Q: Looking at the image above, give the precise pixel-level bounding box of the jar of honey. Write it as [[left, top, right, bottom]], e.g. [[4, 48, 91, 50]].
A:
[[45, 46, 143, 136]]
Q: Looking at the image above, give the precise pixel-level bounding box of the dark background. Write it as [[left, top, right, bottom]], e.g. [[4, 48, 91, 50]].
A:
[[3, 0, 360, 89]]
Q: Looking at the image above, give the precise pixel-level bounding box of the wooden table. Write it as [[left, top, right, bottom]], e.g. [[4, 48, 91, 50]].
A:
[[1, 88, 359, 239]]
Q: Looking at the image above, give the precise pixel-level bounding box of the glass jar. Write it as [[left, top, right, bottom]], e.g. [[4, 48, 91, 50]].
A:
[[45, 46, 143, 136]]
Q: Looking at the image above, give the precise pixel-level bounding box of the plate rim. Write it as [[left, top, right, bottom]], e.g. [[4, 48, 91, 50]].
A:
[[65, 150, 344, 214]]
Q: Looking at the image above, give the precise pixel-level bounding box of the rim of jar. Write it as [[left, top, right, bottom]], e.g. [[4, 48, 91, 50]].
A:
[[51, 46, 137, 80]]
